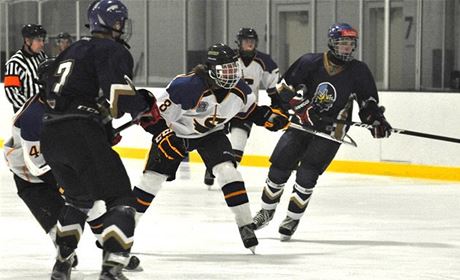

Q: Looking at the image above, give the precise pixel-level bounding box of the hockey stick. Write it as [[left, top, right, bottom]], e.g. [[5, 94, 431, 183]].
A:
[[324, 118, 460, 144], [124, 74, 137, 92], [112, 75, 146, 134], [289, 122, 358, 147]]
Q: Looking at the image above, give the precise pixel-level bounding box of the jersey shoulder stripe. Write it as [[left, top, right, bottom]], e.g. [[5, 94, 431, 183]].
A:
[[167, 73, 208, 110], [230, 79, 252, 104], [254, 51, 278, 72]]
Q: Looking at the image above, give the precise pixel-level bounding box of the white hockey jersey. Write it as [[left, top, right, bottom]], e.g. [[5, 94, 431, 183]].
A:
[[3, 95, 50, 183], [239, 50, 279, 103], [157, 72, 256, 139]]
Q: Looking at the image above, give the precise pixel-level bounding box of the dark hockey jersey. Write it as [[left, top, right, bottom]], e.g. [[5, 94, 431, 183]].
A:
[[44, 37, 143, 118], [48, 37, 133, 101], [282, 52, 379, 120]]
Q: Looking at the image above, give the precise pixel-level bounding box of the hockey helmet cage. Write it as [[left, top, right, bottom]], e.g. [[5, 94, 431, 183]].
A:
[[206, 43, 241, 89], [327, 23, 358, 62]]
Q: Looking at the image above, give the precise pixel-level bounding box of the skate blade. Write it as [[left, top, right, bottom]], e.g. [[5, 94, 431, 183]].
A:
[[279, 234, 292, 242], [248, 246, 257, 254]]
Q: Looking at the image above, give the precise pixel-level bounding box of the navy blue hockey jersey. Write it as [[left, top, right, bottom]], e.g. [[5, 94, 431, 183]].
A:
[[282, 52, 379, 119]]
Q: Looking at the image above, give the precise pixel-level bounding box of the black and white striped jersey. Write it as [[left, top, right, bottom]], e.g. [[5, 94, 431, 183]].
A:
[[3, 48, 47, 112]]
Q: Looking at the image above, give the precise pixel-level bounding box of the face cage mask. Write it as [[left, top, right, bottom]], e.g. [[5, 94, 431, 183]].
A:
[[329, 37, 357, 62], [209, 61, 242, 89], [119, 18, 132, 43]]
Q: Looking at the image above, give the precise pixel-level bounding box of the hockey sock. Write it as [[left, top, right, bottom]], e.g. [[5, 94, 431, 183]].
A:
[[286, 183, 313, 220], [101, 205, 135, 254], [232, 149, 244, 165], [213, 161, 252, 226], [88, 214, 105, 246], [86, 200, 107, 245], [222, 182, 252, 226], [56, 205, 88, 258], [133, 171, 167, 214], [230, 127, 249, 154], [261, 177, 285, 209], [49, 224, 57, 247]]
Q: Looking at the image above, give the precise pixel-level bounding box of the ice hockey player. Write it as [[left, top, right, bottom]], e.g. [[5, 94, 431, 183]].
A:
[[132, 43, 290, 253], [204, 27, 281, 187], [3, 24, 47, 112], [39, 0, 155, 279], [252, 23, 392, 241], [3, 57, 142, 278], [56, 32, 73, 53]]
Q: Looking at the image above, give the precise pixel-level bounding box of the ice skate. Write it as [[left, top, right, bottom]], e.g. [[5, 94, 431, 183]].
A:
[[99, 264, 129, 280], [50, 258, 73, 280], [71, 254, 78, 268], [99, 252, 130, 280], [238, 223, 258, 254], [98, 241, 141, 272], [252, 208, 275, 230], [124, 255, 142, 271], [278, 216, 300, 241], [204, 169, 215, 189]]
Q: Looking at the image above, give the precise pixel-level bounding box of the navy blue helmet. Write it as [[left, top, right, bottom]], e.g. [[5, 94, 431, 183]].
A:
[[87, 0, 128, 34], [327, 23, 358, 62]]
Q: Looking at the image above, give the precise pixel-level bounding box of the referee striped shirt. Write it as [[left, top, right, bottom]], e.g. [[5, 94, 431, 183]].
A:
[[3, 48, 47, 112]]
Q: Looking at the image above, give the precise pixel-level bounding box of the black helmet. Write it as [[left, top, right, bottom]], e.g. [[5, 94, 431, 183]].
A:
[[236, 27, 258, 47], [22, 24, 47, 39], [236, 27, 258, 58], [57, 32, 72, 41], [206, 43, 241, 89]]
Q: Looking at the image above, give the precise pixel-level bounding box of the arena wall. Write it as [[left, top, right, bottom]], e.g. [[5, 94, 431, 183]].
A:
[[1, 85, 459, 181]]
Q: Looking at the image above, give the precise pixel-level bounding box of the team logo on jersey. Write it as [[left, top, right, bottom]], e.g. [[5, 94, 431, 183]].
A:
[[196, 101, 209, 113], [313, 82, 337, 112]]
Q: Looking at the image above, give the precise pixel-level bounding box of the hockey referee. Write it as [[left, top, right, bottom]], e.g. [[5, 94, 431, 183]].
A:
[[3, 24, 47, 113]]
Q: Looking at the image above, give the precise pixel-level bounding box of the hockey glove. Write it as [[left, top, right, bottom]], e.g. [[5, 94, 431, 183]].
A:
[[263, 108, 290, 131], [154, 128, 186, 161], [136, 89, 162, 131], [250, 105, 289, 131], [359, 100, 392, 138], [117, 89, 157, 118]]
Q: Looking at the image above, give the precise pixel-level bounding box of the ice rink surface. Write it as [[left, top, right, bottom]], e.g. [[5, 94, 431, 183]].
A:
[[1, 158, 459, 280]]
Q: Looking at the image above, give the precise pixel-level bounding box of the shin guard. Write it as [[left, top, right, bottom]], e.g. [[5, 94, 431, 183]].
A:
[[101, 205, 136, 254]]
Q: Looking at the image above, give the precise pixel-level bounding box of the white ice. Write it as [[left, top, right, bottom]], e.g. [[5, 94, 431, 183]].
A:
[[1, 158, 459, 280]]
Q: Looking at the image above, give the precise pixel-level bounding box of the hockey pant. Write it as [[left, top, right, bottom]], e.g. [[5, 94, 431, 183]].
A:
[[261, 128, 340, 219], [133, 130, 253, 227]]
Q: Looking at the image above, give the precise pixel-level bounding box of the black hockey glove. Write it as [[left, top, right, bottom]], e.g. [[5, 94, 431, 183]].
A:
[[154, 128, 186, 161], [251, 106, 290, 132], [116, 88, 156, 118], [265, 108, 290, 131], [267, 87, 290, 114], [359, 100, 392, 138]]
